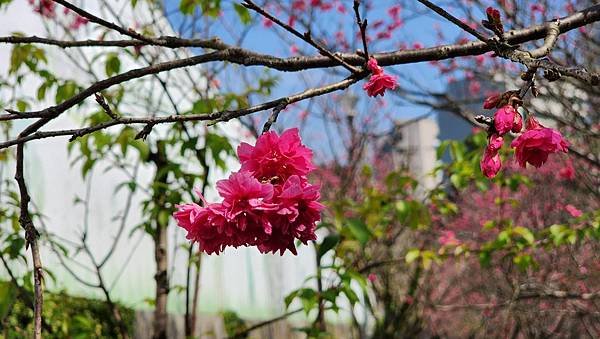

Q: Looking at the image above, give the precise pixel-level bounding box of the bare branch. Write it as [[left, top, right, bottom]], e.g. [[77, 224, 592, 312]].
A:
[[416, 0, 489, 43]]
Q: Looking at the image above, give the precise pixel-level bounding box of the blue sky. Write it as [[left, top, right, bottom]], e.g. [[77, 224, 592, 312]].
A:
[[161, 0, 483, 159]]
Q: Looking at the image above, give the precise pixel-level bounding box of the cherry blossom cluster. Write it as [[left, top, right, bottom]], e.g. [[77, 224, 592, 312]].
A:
[[480, 94, 569, 178], [363, 58, 397, 97], [174, 128, 323, 255]]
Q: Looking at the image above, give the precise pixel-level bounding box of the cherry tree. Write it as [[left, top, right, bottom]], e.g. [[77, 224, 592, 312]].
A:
[[0, 0, 598, 338]]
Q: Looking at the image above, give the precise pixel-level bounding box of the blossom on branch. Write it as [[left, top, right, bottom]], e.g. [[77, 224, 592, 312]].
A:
[[363, 58, 397, 97], [480, 134, 503, 178], [493, 105, 520, 136], [174, 128, 322, 255], [510, 116, 569, 168]]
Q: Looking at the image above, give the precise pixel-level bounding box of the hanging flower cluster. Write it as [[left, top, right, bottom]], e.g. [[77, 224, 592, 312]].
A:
[[480, 93, 569, 178], [363, 57, 397, 97], [174, 128, 323, 255]]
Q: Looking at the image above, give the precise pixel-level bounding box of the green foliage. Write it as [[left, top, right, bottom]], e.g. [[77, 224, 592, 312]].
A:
[[0, 287, 135, 339], [0, 0, 13, 9], [205, 131, 234, 170], [221, 310, 247, 338], [9, 44, 47, 74], [179, 0, 221, 17], [105, 53, 121, 77], [233, 4, 252, 25]]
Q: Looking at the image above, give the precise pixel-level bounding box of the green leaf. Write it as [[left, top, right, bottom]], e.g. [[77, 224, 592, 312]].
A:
[[179, 0, 199, 15], [81, 158, 95, 178], [405, 249, 420, 263], [347, 218, 372, 247], [513, 226, 535, 245], [105, 53, 121, 77], [233, 4, 251, 24], [55, 80, 78, 103], [317, 233, 340, 260], [343, 286, 359, 305], [16, 99, 28, 112], [205, 132, 233, 170]]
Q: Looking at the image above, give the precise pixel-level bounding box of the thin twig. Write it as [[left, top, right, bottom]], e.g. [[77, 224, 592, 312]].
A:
[[353, 0, 370, 61], [242, 0, 361, 73], [15, 142, 43, 339], [416, 0, 489, 42], [261, 100, 289, 133], [227, 308, 303, 339], [0, 75, 363, 149]]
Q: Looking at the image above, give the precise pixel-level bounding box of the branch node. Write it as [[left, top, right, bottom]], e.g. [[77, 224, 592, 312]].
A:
[[135, 123, 155, 140], [94, 93, 119, 119]]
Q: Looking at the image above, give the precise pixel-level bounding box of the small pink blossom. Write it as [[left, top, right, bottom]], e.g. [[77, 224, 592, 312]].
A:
[[438, 230, 460, 246], [367, 273, 377, 282], [480, 135, 503, 179], [292, 0, 306, 11], [468, 80, 481, 95], [512, 110, 523, 133], [388, 5, 402, 19], [262, 18, 274, 28], [29, 0, 55, 18], [493, 105, 518, 135], [565, 204, 582, 218], [363, 58, 397, 97], [558, 161, 575, 180], [70, 15, 89, 30], [483, 93, 501, 109]]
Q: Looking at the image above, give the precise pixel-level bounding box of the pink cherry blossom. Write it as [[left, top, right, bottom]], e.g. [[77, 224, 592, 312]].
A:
[[510, 117, 569, 168], [483, 93, 501, 109], [237, 128, 315, 182], [363, 58, 397, 97], [512, 110, 523, 133], [258, 175, 322, 254], [70, 15, 89, 30], [487, 134, 504, 152], [493, 105, 518, 135], [216, 171, 278, 222], [480, 134, 503, 178], [480, 145, 502, 178], [558, 161, 575, 180], [565, 204, 582, 218], [176, 128, 322, 255], [29, 0, 56, 18]]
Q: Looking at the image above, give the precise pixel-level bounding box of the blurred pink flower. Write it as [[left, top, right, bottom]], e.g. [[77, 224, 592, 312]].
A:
[[438, 230, 460, 246], [29, 0, 55, 18], [565, 204, 582, 218], [558, 161, 575, 180]]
